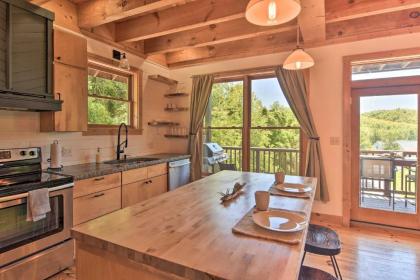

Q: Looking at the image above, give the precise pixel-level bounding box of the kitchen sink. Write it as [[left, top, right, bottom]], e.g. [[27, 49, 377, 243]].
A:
[[103, 157, 159, 165]]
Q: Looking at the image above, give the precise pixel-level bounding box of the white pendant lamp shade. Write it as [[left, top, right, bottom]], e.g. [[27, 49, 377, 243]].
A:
[[246, 0, 301, 26], [283, 48, 314, 70]]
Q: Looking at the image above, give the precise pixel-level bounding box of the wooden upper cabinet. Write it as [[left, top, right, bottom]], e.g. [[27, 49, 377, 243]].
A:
[[41, 29, 88, 132], [42, 63, 87, 132], [54, 29, 87, 69]]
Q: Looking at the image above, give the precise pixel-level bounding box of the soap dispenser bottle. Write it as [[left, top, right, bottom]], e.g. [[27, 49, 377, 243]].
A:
[[96, 147, 102, 163]]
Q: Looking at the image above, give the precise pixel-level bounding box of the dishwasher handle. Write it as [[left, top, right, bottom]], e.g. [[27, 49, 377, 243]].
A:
[[169, 159, 191, 168]]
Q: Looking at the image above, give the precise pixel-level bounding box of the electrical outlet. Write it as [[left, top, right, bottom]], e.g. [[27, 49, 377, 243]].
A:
[[330, 137, 340, 146], [62, 147, 72, 157]]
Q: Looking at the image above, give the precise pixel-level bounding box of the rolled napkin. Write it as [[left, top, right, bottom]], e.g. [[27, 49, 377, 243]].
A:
[[27, 188, 51, 222]]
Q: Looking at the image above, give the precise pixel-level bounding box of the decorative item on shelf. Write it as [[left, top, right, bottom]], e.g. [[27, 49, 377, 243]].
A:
[[164, 93, 189, 98], [165, 127, 188, 138], [219, 182, 246, 203], [283, 27, 315, 70], [245, 0, 301, 26], [165, 104, 189, 112], [148, 120, 180, 127], [148, 74, 178, 86]]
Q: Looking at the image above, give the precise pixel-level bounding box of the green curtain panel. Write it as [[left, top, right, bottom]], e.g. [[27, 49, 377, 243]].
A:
[[275, 67, 329, 202], [188, 75, 214, 181]]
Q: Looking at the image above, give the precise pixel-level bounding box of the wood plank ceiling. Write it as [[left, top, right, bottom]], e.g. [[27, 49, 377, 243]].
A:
[[65, 0, 420, 68]]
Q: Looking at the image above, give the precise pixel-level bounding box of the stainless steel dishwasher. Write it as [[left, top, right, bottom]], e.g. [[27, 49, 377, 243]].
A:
[[168, 159, 191, 191]]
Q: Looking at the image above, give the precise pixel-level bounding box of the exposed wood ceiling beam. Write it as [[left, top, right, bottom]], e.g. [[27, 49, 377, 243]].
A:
[[115, 0, 249, 42], [78, 0, 197, 29], [165, 5, 420, 69], [326, 0, 420, 23], [165, 30, 296, 68], [298, 0, 326, 42], [327, 7, 420, 40], [144, 19, 297, 55]]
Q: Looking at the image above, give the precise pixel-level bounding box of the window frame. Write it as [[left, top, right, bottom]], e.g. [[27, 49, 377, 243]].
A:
[[83, 54, 143, 136], [204, 72, 307, 174]]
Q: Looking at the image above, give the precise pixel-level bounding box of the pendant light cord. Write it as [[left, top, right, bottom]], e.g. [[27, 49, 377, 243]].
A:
[[296, 26, 300, 48]]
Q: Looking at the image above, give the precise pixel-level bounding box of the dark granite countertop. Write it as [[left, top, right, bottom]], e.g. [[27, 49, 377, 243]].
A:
[[48, 153, 190, 181]]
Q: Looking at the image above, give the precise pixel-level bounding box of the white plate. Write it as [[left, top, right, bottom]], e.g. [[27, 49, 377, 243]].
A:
[[252, 209, 307, 232], [274, 183, 312, 193]]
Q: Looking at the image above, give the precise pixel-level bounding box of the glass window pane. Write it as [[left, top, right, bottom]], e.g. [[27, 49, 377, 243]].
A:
[[359, 94, 417, 214], [251, 78, 298, 127], [88, 68, 129, 100], [205, 81, 243, 127], [352, 58, 420, 81], [203, 128, 243, 172], [88, 96, 130, 126], [250, 128, 300, 174]]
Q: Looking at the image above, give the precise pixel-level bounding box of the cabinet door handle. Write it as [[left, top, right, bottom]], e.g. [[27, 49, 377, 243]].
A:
[[92, 193, 105, 198], [56, 92, 61, 100], [94, 177, 105, 181], [56, 56, 61, 60]]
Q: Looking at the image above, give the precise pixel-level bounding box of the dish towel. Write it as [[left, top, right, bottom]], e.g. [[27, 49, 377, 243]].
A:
[[27, 188, 51, 222]]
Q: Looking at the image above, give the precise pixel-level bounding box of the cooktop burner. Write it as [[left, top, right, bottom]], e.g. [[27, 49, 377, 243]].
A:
[[0, 171, 73, 198], [0, 147, 73, 198]]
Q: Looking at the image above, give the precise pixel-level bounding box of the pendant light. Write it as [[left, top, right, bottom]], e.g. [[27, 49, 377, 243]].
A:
[[283, 27, 314, 70], [245, 0, 301, 26]]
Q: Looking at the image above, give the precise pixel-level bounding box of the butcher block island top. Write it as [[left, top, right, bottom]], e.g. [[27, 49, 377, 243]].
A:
[[72, 171, 317, 280]]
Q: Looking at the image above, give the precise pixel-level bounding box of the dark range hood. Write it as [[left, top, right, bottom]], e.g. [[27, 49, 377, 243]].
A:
[[0, 90, 62, 112], [0, 0, 61, 112]]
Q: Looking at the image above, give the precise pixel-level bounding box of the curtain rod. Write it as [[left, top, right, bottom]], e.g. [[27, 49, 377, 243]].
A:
[[190, 65, 281, 79]]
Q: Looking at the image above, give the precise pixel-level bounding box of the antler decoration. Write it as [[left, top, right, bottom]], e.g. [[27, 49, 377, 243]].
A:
[[219, 182, 246, 203]]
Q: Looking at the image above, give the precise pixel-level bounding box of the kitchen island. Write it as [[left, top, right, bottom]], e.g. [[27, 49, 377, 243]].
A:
[[72, 171, 317, 280]]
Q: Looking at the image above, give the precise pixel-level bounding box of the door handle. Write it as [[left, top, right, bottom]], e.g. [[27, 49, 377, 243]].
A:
[[92, 193, 105, 198], [94, 177, 105, 181]]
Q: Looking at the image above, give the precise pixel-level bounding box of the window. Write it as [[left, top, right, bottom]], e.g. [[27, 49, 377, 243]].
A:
[[352, 57, 420, 81], [88, 66, 132, 126], [203, 75, 301, 175], [203, 81, 244, 172], [250, 78, 300, 174], [84, 58, 142, 135]]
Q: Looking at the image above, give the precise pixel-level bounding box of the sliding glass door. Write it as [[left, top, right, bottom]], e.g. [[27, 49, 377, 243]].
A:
[[351, 87, 420, 228]]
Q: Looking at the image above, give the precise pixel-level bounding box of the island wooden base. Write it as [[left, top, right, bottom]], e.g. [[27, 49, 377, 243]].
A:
[[76, 242, 181, 280]]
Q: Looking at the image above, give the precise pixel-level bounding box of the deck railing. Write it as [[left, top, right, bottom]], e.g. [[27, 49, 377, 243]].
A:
[[360, 150, 417, 199], [222, 146, 300, 175], [222, 147, 417, 204]]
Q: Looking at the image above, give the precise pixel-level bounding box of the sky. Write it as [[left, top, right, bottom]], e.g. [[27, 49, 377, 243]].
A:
[[360, 94, 417, 113], [251, 71, 420, 112], [252, 78, 289, 107]]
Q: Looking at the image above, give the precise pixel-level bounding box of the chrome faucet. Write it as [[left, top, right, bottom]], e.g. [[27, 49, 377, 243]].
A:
[[116, 123, 128, 160]]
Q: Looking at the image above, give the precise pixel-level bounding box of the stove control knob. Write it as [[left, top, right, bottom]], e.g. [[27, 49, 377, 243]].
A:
[[29, 151, 36, 156], [20, 151, 27, 156]]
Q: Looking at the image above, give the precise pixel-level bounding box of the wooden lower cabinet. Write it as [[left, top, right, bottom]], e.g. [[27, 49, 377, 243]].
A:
[[73, 187, 121, 225], [122, 174, 168, 208]]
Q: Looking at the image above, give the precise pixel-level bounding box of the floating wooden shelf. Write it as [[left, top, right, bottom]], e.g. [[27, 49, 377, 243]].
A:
[[148, 121, 180, 127], [164, 107, 189, 112], [164, 93, 189, 98], [164, 134, 188, 139], [148, 75, 178, 86]]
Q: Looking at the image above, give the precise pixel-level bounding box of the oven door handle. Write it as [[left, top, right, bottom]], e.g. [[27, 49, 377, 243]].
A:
[[0, 183, 74, 204]]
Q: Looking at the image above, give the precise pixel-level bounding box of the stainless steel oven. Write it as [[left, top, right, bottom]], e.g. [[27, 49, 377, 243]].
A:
[[0, 184, 73, 268]]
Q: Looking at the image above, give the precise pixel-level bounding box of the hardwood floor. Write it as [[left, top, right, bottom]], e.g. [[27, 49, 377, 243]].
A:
[[49, 222, 420, 280]]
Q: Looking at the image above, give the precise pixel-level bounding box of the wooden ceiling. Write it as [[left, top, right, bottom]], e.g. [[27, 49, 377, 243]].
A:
[[56, 0, 420, 68]]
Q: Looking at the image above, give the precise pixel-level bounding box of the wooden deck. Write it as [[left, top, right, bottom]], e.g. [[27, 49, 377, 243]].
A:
[[361, 194, 416, 214]]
